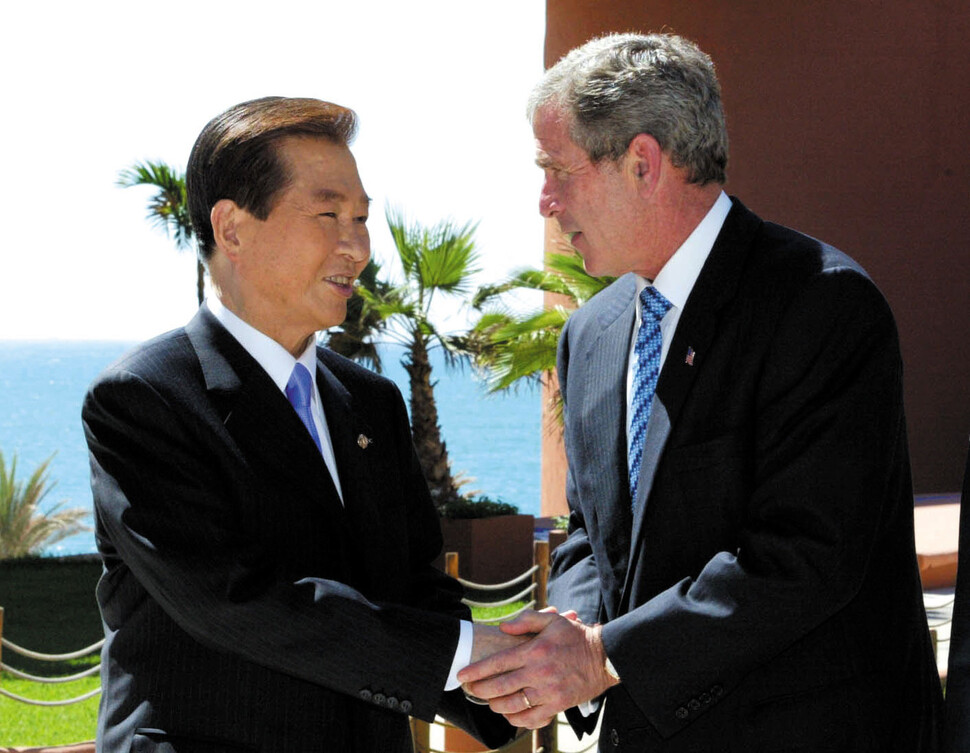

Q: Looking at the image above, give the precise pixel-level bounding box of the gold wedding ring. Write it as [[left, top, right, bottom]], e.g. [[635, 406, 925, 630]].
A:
[[521, 689, 533, 710]]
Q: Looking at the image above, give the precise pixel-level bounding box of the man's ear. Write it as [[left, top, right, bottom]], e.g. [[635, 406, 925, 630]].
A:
[[210, 199, 244, 261], [626, 133, 663, 196]]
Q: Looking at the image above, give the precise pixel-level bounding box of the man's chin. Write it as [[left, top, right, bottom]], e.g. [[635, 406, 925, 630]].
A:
[[572, 238, 604, 275], [310, 302, 350, 334], [580, 255, 608, 278]]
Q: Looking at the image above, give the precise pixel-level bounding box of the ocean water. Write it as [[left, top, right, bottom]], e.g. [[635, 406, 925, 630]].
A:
[[0, 340, 541, 556]]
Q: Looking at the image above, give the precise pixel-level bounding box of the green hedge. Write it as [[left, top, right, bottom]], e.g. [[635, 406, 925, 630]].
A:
[[0, 555, 102, 746]]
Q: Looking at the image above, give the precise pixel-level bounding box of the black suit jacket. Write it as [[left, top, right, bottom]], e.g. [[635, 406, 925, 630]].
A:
[[549, 199, 944, 751], [83, 307, 511, 753]]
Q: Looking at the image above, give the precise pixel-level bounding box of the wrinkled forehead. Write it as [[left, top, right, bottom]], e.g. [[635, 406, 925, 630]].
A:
[[276, 135, 370, 203], [533, 106, 589, 168]]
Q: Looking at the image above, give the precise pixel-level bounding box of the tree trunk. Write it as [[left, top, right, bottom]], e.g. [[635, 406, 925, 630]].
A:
[[196, 258, 206, 306], [404, 331, 461, 506]]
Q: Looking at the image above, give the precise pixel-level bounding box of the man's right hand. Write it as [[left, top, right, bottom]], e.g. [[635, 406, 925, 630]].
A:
[[460, 610, 617, 728]]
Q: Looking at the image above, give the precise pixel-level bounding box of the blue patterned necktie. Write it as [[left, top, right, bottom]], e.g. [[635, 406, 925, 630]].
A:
[[628, 286, 672, 503], [286, 363, 323, 455]]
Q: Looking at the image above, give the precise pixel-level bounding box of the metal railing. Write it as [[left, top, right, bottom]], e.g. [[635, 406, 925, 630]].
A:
[[0, 607, 103, 707], [411, 540, 558, 753]]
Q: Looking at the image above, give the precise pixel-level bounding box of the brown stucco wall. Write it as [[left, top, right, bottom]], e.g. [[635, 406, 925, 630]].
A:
[[541, 0, 970, 515]]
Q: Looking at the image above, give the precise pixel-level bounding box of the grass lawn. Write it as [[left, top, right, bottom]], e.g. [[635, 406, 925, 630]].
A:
[[0, 555, 527, 747], [472, 603, 529, 624], [0, 556, 102, 747]]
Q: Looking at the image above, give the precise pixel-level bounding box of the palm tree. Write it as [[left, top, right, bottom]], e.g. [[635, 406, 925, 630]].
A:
[[0, 452, 89, 560], [469, 248, 614, 419], [118, 160, 204, 305], [327, 207, 481, 506]]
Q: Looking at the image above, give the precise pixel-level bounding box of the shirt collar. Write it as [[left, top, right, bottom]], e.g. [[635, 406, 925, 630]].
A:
[[637, 190, 732, 308], [206, 296, 318, 394]]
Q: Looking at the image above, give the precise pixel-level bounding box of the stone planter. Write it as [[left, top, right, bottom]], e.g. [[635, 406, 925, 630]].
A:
[[435, 515, 535, 584]]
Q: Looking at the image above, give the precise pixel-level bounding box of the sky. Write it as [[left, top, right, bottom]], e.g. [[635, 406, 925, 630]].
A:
[[0, 1, 547, 341]]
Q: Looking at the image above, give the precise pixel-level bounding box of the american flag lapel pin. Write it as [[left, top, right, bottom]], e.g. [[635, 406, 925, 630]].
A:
[[685, 347, 696, 366]]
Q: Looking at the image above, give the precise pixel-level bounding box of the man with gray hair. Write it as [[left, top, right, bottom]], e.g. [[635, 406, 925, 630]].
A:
[[460, 33, 944, 751]]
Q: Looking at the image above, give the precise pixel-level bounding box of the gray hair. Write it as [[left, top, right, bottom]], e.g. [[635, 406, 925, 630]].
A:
[[528, 33, 728, 185]]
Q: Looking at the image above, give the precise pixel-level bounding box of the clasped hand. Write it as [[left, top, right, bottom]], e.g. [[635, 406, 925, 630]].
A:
[[460, 609, 619, 729]]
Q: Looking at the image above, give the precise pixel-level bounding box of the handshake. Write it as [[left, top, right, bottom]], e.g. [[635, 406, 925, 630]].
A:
[[459, 608, 621, 729]]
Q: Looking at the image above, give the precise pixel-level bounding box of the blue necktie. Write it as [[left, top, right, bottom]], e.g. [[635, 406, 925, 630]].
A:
[[628, 286, 672, 503], [286, 363, 323, 455]]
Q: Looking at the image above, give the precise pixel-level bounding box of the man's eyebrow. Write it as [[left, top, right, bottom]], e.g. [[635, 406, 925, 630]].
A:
[[312, 188, 372, 205], [535, 154, 558, 170], [312, 188, 345, 202]]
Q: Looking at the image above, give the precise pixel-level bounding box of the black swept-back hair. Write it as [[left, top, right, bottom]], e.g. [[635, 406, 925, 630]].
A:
[[187, 96, 358, 261]]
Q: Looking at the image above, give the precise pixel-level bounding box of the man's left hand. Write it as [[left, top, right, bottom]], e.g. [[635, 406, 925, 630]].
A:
[[457, 610, 619, 729]]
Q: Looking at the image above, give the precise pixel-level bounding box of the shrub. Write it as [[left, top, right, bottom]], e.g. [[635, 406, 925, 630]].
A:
[[0, 451, 90, 560], [437, 496, 519, 519]]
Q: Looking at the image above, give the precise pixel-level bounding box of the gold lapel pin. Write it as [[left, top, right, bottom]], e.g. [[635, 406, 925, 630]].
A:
[[357, 434, 372, 449]]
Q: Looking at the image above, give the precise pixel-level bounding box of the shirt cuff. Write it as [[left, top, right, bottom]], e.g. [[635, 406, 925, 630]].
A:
[[578, 657, 616, 716], [444, 619, 474, 691]]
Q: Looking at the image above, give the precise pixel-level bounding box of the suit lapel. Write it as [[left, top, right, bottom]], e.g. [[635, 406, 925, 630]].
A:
[[653, 199, 758, 432], [316, 352, 401, 594], [314, 357, 377, 522], [577, 274, 638, 619], [621, 198, 762, 606], [184, 308, 348, 525]]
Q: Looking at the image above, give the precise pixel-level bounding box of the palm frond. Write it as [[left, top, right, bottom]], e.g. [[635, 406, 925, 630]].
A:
[[0, 451, 90, 560], [466, 248, 612, 404], [473, 251, 612, 312], [118, 160, 193, 251], [471, 307, 570, 391], [545, 250, 614, 305], [415, 220, 480, 294], [385, 206, 420, 279], [384, 205, 481, 298], [361, 288, 417, 320], [434, 333, 476, 371], [484, 334, 561, 392]]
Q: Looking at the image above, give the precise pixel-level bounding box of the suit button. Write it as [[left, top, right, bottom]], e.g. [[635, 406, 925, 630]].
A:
[[689, 698, 701, 712], [359, 689, 372, 702], [374, 693, 387, 707], [400, 700, 413, 714], [675, 706, 689, 720], [711, 684, 723, 698], [699, 692, 711, 705], [609, 728, 620, 746], [386, 696, 400, 711]]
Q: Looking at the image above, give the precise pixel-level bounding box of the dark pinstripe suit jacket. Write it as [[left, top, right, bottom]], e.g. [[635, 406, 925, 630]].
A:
[[83, 307, 511, 753], [549, 199, 944, 751]]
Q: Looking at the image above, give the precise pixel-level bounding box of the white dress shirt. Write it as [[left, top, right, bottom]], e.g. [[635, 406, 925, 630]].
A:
[[205, 297, 471, 690], [625, 191, 732, 447]]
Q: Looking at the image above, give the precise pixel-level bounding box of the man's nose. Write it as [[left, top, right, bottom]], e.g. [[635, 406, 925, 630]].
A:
[[340, 228, 370, 264], [539, 178, 559, 218]]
